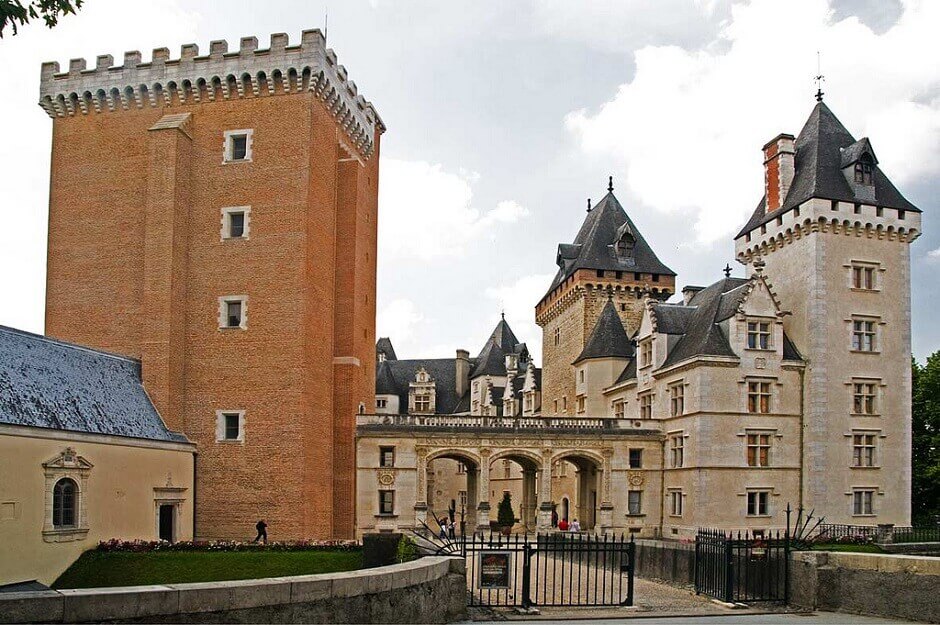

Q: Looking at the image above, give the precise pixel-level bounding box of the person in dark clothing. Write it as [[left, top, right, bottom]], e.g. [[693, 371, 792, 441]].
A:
[[254, 519, 268, 544]]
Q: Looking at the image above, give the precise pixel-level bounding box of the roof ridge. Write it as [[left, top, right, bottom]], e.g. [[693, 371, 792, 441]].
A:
[[0, 324, 140, 366]]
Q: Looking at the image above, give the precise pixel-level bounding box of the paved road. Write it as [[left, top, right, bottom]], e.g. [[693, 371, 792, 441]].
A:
[[471, 612, 919, 624]]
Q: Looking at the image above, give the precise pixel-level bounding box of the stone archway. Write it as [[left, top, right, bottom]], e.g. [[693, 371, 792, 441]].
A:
[[418, 449, 480, 532], [487, 449, 543, 532], [551, 451, 608, 531]]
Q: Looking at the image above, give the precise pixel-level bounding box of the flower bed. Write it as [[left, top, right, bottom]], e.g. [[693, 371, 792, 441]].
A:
[[95, 538, 360, 553]]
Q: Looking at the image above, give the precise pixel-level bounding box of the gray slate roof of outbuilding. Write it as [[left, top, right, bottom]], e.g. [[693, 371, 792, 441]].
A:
[[374, 358, 470, 415], [542, 191, 676, 301], [574, 299, 635, 364], [737, 101, 920, 239], [0, 325, 186, 442]]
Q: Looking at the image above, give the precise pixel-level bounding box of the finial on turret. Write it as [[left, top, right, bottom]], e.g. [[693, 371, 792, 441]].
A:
[[587, 198, 592, 213], [723, 263, 732, 278], [606, 285, 614, 301], [608, 175, 614, 193], [501, 309, 505, 320], [814, 50, 825, 102]]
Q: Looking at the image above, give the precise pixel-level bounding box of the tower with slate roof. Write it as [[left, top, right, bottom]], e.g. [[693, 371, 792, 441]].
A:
[[735, 100, 922, 525], [536, 183, 675, 416]]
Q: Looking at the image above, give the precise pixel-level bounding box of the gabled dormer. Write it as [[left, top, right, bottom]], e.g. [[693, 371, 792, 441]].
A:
[[408, 366, 436, 414], [840, 137, 878, 201]]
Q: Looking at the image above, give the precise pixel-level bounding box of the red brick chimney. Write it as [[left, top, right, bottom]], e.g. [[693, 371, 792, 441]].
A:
[[763, 133, 795, 212]]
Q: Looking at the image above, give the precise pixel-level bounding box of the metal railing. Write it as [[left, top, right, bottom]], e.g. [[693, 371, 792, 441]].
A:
[[695, 528, 790, 603], [815, 523, 940, 544]]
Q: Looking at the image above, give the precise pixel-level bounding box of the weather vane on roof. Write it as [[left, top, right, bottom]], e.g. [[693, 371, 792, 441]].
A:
[[814, 50, 825, 102], [587, 198, 592, 212], [608, 175, 614, 193]]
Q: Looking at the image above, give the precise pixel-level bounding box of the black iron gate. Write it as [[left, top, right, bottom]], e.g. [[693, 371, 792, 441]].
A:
[[694, 529, 789, 603], [462, 532, 635, 608]]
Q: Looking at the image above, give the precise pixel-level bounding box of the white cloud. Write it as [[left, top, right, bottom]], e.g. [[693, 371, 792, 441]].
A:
[[927, 248, 940, 260], [376, 298, 424, 347], [484, 273, 555, 364], [378, 158, 530, 261], [565, 0, 940, 243]]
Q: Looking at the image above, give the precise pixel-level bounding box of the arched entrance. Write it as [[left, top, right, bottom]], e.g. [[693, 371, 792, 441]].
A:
[[419, 450, 480, 534], [486, 450, 542, 532], [552, 452, 603, 530]]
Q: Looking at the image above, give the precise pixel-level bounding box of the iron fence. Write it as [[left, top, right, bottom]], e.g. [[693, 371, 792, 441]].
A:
[[694, 528, 789, 603], [461, 532, 635, 608], [815, 523, 940, 544]]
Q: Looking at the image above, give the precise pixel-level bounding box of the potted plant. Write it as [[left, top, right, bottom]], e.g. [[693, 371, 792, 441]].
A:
[[497, 492, 516, 535]]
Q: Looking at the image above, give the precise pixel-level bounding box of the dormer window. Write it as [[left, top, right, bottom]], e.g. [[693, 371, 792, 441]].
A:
[[639, 339, 653, 368], [854, 157, 873, 185]]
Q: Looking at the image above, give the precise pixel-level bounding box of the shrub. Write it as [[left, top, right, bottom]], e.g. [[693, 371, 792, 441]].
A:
[[396, 535, 418, 563], [497, 492, 515, 528]]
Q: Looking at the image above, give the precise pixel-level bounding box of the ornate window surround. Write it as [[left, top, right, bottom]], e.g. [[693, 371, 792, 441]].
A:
[[42, 447, 92, 543]]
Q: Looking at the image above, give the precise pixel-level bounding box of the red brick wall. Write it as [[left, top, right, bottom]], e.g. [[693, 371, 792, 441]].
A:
[[44, 89, 378, 540]]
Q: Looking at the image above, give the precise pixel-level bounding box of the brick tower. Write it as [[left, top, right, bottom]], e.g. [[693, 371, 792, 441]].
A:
[[536, 182, 675, 415], [39, 30, 384, 539]]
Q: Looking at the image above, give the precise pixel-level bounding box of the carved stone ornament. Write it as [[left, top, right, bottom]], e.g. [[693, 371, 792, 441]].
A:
[[377, 470, 396, 486], [628, 471, 645, 487]]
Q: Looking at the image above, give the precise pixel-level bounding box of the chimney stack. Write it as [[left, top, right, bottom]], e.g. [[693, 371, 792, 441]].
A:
[[455, 349, 470, 398], [763, 133, 795, 212], [682, 285, 705, 305]]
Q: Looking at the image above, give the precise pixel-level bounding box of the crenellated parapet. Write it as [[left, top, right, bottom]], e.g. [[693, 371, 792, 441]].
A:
[[38, 29, 385, 159]]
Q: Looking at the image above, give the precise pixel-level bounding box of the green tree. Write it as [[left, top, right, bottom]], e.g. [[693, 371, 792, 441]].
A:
[[912, 352, 940, 524], [497, 492, 515, 528], [1, 0, 83, 37]]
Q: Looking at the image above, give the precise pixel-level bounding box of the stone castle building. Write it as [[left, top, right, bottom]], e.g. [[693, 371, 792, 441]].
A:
[[38, 30, 384, 540], [356, 99, 921, 537]]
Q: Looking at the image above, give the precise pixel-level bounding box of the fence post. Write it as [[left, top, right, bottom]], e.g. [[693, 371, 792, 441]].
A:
[[694, 533, 700, 594], [784, 529, 791, 604], [626, 535, 635, 607], [724, 533, 734, 604], [521, 541, 532, 609]]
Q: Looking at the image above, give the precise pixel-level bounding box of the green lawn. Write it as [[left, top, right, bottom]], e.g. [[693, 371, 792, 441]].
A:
[[52, 549, 362, 589], [811, 543, 884, 554]]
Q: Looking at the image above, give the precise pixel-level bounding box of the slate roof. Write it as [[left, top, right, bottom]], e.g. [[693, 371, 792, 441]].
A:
[[737, 101, 920, 239], [614, 358, 637, 385], [470, 317, 529, 379], [376, 337, 397, 361], [0, 326, 187, 443], [573, 299, 635, 364], [542, 191, 676, 302], [374, 358, 469, 415]]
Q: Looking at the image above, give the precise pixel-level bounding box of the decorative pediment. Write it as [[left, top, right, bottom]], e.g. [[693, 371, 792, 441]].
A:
[[43, 447, 93, 472]]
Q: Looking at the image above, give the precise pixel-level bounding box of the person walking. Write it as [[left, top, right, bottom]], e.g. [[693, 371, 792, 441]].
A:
[[254, 519, 268, 544], [558, 518, 569, 531], [439, 518, 448, 541], [448, 519, 456, 539], [570, 518, 581, 532]]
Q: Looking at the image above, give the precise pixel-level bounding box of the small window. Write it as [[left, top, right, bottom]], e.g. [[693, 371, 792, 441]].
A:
[[223, 413, 241, 440], [853, 490, 874, 515], [669, 383, 684, 417], [561, 396, 567, 411], [747, 491, 770, 516], [379, 446, 395, 468], [794, 207, 801, 217], [615, 271, 623, 279], [639, 393, 653, 419], [229, 212, 245, 237], [898, 210, 905, 220], [652, 274, 659, 282], [217, 411, 244, 442], [628, 448, 642, 469], [853, 382, 877, 415], [596, 270, 604, 278], [670, 491, 683, 516], [831, 200, 839, 211], [613, 400, 625, 419], [628, 490, 642, 515], [746, 321, 772, 349], [376, 398, 387, 409], [747, 381, 772, 414], [639, 340, 652, 368], [852, 265, 876, 290], [219, 296, 247, 329], [52, 478, 78, 528], [414, 394, 432, 412], [852, 320, 876, 352], [876, 206, 884, 217], [378, 490, 395, 515], [854, 203, 861, 215], [553, 327, 560, 346], [553, 399, 558, 413], [746, 433, 771, 467], [854, 160, 873, 185], [634, 272, 642, 280], [579, 369, 584, 383], [670, 434, 684, 468], [852, 434, 877, 467], [224, 129, 253, 162], [576, 395, 585, 413]]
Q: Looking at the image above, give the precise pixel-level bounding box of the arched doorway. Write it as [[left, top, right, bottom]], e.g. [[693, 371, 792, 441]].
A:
[[552, 452, 603, 530], [424, 450, 479, 535], [487, 451, 542, 532]]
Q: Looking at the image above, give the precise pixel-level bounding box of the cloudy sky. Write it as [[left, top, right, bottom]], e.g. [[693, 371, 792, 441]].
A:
[[1, 0, 938, 363]]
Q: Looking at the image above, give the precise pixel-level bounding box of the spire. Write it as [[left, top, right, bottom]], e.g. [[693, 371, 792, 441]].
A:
[[607, 175, 614, 193]]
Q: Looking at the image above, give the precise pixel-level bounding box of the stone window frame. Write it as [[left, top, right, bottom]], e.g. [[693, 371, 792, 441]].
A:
[[377, 489, 396, 516], [639, 338, 653, 369], [42, 447, 92, 543], [849, 487, 879, 517], [215, 410, 245, 443], [743, 376, 776, 414], [668, 489, 684, 517], [668, 431, 685, 468], [379, 446, 396, 468], [668, 380, 685, 416], [222, 128, 254, 163], [745, 489, 772, 517], [576, 394, 586, 414], [638, 391, 653, 419], [220, 205, 251, 241], [745, 431, 773, 467], [376, 398, 388, 409], [628, 448, 643, 469], [612, 399, 625, 419], [847, 315, 883, 354], [847, 377, 883, 416], [845, 428, 884, 469], [627, 490, 643, 516], [846, 260, 882, 293], [153, 485, 188, 543], [745, 318, 774, 351], [218, 295, 248, 330]]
